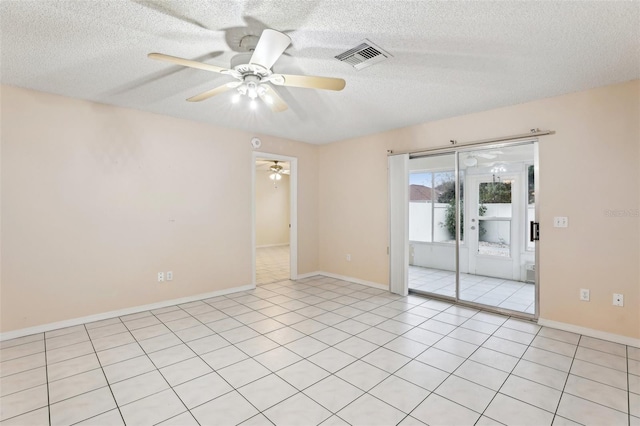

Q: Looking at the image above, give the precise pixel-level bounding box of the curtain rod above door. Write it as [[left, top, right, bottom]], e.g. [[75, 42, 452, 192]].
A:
[[388, 129, 555, 157]]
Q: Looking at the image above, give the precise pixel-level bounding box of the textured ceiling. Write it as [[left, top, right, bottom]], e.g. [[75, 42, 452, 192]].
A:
[[1, 1, 638, 144]]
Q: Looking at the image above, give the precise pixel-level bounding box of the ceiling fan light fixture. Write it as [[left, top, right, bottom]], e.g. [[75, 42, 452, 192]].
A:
[[250, 99, 257, 109], [269, 173, 282, 181], [464, 156, 478, 167]]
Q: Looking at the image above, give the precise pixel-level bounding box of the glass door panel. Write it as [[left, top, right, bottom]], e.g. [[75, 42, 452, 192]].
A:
[[458, 144, 536, 314], [407, 153, 458, 299]]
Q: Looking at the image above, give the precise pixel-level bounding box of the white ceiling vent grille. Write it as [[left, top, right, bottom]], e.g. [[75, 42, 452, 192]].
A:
[[335, 40, 391, 70]]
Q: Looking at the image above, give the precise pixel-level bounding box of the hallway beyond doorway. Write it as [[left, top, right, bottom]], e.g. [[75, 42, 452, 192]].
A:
[[256, 245, 290, 285]]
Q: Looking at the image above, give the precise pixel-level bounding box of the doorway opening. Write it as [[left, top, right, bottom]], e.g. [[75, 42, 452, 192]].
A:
[[252, 152, 298, 286], [393, 140, 538, 318]]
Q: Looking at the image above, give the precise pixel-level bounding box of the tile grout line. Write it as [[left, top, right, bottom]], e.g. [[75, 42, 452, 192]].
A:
[[44, 334, 51, 426], [551, 334, 582, 425], [80, 321, 127, 425]]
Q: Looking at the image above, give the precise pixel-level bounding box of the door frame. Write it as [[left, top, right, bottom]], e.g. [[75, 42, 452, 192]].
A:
[[251, 151, 298, 286]]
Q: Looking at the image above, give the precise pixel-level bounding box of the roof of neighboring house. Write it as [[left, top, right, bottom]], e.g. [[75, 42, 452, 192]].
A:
[[410, 185, 435, 202]]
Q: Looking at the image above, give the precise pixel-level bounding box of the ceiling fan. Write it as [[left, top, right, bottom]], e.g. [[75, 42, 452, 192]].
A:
[[268, 161, 289, 180], [148, 29, 346, 112]]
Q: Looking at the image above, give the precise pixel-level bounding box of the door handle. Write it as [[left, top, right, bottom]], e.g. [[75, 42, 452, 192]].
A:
[[530, 221, 540, 241]]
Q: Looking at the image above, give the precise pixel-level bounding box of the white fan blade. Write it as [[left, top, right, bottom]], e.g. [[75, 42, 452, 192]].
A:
[[271, 73, 345, 91], [148, 53, 228, 74], [187, 84, 233, 102], [282, 170, 290, 175], [259, 85, 289, 112], [249, 29, 291, 70]]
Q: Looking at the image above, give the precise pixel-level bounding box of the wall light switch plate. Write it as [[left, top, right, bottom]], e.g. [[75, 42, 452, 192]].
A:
[[166, 271, 173, 281], [158, 272, 164, 282], [553, 217, 568, 228]]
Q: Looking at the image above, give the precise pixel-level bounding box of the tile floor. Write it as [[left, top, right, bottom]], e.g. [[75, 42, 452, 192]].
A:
[[256, 246, 290, 285], [409, 266, 536, 314], [1, 276, 637, 425]]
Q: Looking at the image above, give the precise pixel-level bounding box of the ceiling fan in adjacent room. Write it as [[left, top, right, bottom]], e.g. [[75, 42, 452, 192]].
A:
[[148, 29, 346, 112], [268, 161, 289, 181]]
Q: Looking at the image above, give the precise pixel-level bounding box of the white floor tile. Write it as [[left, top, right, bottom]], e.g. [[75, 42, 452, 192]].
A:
[[435, 375, 496, 413], [411, 393, 480, 425], [337, 394, 406, 426], [254, 346, 302, 372], [512, 359, 568, 391], [454, 359, 509, 391], [308, 348, 357, 373], [148, 344, 197, 368], [160, 357, 212, 387], [75, 408, 124, 425], [120, 389, 186, 426], [556, 393, 628, 425], [336, 360, 389, 391], [395, 360, 449, 391], [263, 392, 331, 425], [484, 393, 553, 426], [97, 343, 144, 366], [50, 387, 116, 426], [110, 370, 169, 406], [156, 411, 199, 426], [369, 375, 430, 413], [303, 375, 363, 412], [173, 372, 233, 409], [0, 384, 48, 422], [570, 358, 628, 390], [564, 374, 628, 413], [333, 337, 378, 359], [103, 355, 155, 384], [0, 367, 46, 397], [276, 359, 330, 390], [217, 358, 271, 388], [49, 369, 107, 403], [238, 374, 297, 411], [199, 345, 247, 370], [470, 347, 519, 373], [285, 336, 329, 358], [500, 375, 561, 412]]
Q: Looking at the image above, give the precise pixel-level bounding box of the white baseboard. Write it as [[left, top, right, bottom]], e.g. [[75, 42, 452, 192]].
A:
[[317, 271, 389, 291], [256, 243, 290, 248], [295, 271, 322, 280], [0, 284, 255, 342], [538, 318, 640, 348]]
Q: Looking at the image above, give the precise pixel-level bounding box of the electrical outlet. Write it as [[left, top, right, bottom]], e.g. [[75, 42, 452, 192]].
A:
[[166, 271, 173, 281], [346, 254, 351, 261], [613, 293, 624, 307], [580, 289, 590, 301], [553, 216, 568, 228], [158, 272, 164, 282]]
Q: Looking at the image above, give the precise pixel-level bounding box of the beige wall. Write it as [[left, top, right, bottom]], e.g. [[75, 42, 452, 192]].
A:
[[318, 80, 640, 339], [0, 85, 318, 332], [2, 81, 638, 339], [256, 170, 290, 246]]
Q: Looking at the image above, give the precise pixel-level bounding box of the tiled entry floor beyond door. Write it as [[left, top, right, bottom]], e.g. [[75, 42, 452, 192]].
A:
[[409, 266, 536, 314], [0, 276, 637, 425], [256, 245, 289, 285]]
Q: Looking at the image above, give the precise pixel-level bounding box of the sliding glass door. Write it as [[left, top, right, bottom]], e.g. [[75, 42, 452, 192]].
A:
[[407, 141, 538, 317]]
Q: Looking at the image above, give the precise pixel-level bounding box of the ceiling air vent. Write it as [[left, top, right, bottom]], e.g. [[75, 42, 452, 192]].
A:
[[335, 40, 391, 70]]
